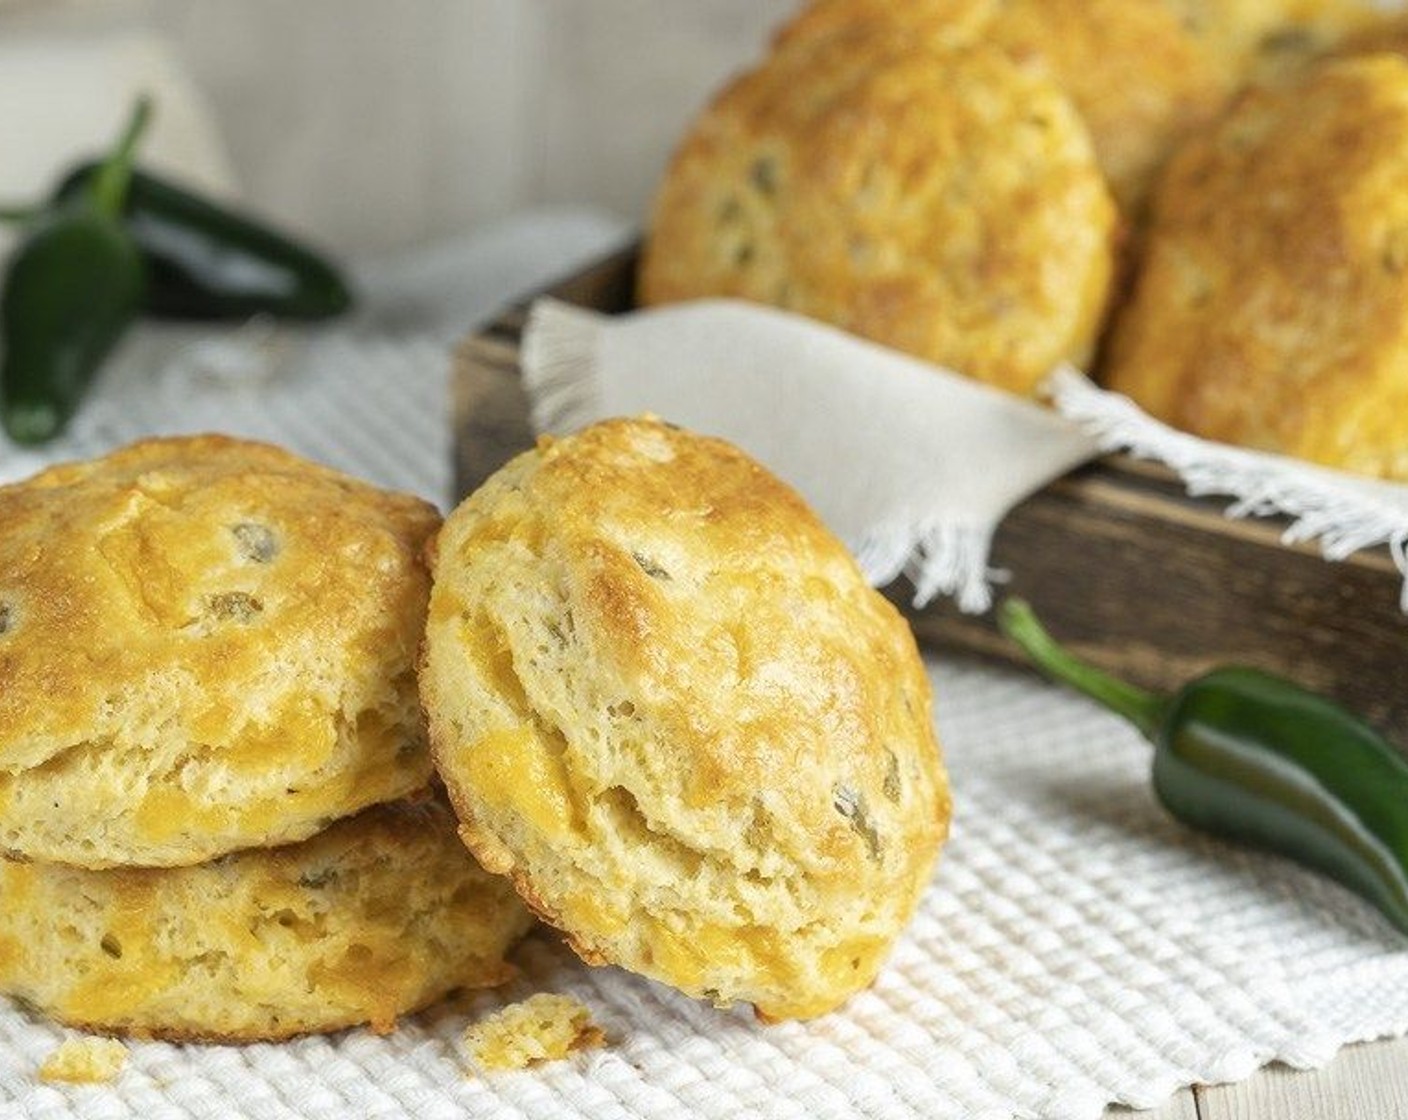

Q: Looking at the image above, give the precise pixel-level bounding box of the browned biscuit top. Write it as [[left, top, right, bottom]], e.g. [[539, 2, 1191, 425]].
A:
[[1104, 54, 1408, 479], [1165, 0, 1387, 80], [0, 435, 439, 867], [774, 0, 1234, 211], [639, 33, 1118, 395]]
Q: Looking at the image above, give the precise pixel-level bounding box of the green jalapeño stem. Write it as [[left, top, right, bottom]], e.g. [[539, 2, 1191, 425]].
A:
[[90, 95, 153, 220], [997, 598, 1167, 738], [997, 596, 1408, 937]]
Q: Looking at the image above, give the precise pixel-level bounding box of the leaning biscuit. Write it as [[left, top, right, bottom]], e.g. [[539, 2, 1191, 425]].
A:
[[421, 418, 951, 1021], [638, 34, 1117, 396], [774, 0, 1233, 212], [0, 435, 438, 868], [1104, 54, 1408, 479], [0, 796, 533, 1041]]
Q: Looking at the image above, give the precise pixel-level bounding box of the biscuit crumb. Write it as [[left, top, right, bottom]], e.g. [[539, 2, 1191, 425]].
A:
[[463, 994, 605, 1072], [39, 1037, 127, 1084]]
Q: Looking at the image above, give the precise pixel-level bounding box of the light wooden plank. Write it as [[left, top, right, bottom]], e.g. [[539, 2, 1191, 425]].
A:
[[1106, 1086, 1200, 1120], [1196, 1037, 1408, 1120]]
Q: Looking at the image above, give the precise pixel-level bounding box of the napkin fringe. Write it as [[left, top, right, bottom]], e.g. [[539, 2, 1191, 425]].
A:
[[857, 521, 997, 613], [525, 299, 1004, 614], [1048, 368, 1408, 612], [522, 299, 606, 436]]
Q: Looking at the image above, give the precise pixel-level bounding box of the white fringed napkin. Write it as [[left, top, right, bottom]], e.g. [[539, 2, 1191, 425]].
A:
[[1048, 368, 1408, 611], [523, 298, 1408, 613], [525, 298, 1099, 611]]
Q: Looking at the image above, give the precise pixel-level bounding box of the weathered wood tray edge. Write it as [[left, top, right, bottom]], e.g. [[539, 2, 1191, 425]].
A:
[[454, 245, 1408, 740]]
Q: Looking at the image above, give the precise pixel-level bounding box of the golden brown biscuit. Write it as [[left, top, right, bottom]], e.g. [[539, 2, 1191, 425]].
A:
[[1104, 55, 1408, 479], [0, 797, 533, 1041], [774, 0, 1234, 211], [988, 1, 1234, 209], [638, 35, 1118, 395], [421, 418, 951, 1021], [0, 435, 438, 868]]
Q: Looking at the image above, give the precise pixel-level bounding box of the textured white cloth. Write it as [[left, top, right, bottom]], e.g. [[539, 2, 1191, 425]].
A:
[[4, 657, 1406, 1118], [2, 233, 1407, 1119]]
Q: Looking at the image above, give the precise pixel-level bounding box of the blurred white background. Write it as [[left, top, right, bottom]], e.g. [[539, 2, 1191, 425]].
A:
[[0, 0, 797, 254]]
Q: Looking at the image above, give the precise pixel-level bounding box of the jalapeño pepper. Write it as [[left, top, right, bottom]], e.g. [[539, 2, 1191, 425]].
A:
[[997, 598, 1408, 935], [54, 162, 353, 321], [1, 99, 151, 444]]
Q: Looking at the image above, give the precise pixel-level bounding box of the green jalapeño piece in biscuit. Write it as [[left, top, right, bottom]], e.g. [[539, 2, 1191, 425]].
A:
[[0, 797, 534, 1041], [0, 435, 439, 868], [421, 418, 952, 1021]]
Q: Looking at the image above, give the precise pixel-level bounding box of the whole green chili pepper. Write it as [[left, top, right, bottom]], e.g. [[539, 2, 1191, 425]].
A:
[[1, 99, 151, 444], [52, 162, 353, 322], [997, 598, 1408, 936]]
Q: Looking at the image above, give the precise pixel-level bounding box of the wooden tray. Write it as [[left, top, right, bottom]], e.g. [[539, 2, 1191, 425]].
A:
[[454, 246, 1408, 743]]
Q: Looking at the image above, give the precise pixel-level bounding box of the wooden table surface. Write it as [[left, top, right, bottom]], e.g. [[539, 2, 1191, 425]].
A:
[[1106, 1034, 1408, 1118]]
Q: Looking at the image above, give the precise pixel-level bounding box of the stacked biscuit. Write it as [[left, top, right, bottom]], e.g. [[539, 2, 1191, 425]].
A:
[[0, 436, 533, 1041], [0, 420, 953, 1039], [641, 0, 1408, 480]]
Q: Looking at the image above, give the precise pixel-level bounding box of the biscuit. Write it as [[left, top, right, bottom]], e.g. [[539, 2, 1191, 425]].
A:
[[0, 797, 534, 1041], [0, 435, 438, 868], [773, 0, 1233, 211], [638, 35, 1118, 395], [38, 1038, 127, 1084], [421, 419, 951, 1021], [463, 993, 605, 1071], [1104, 55, 1408, 479]]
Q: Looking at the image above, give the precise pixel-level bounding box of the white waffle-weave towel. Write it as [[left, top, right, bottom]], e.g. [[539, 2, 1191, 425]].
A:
[[3, 656, 1407, 1119]]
